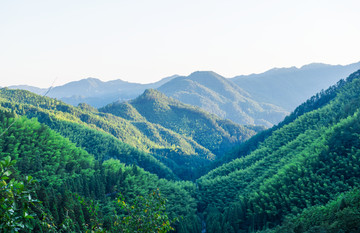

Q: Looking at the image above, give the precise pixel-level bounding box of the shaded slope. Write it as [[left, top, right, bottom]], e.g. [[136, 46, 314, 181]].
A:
[[0, 87, 259, 180], [197, 70, 360, 232], [158, 71, 288, 127], [0, 88, 204, 180], [100, 89, 263, 179], [266, 188, 360, 232]]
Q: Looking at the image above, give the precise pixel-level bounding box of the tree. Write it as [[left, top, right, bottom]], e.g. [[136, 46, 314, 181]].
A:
[[114, 189, 177, 233], [0, 156, 51, 232]]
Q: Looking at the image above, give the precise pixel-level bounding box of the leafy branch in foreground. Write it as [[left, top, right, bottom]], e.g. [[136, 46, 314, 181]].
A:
[[114, 189, 178, 233], [0, 156, 44, 232], [76, 189, 178, 233]]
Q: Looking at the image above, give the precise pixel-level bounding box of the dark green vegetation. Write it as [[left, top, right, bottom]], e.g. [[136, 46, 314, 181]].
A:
[[0, 87, 260, 180], [197, 70, 360, 232], [100, 89, 262, 179], [2, 69, 360, 232], [264, 188, 360, 232], [0, 88, 178, 180], [0, 110, 199, 232], [0, 156, 41, 232], [158, 71, 288, 127]]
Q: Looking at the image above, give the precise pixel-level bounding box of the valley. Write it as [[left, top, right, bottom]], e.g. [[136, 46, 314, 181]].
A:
[[1, 67, 360, 232]]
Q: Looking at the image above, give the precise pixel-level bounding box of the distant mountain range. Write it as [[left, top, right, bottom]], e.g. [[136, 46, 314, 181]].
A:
[[9, 75, 179, 108], [8, 61, 360, 126], [230, 61, 360, 111]]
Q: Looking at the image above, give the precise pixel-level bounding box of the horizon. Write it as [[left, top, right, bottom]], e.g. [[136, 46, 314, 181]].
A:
[[1, 1, 360, 88], [2, 60, 359, 88]]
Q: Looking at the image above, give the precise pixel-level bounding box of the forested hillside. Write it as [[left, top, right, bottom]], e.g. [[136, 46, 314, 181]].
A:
[[0, 88, 179, 180], [0, 88, 260, 180], [0, 110, 200, 232], [100, 89, 262, 159], [197, 70, 360, 232], [2, 69, 360, 232]]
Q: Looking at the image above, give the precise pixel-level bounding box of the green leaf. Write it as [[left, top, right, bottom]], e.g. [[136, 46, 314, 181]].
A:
[[3, 170, 12, 176]]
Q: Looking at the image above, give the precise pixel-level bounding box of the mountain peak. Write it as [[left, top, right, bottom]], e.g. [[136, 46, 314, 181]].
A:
[[300, 63, 331, 70], [143, 89, 166, 98], [188, 71, 224, 79], [62, 77, 103, 88], [133, 89, 170, 103]]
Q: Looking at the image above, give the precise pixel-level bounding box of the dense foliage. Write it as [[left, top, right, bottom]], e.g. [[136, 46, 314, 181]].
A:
[[0, 156, 43, 232], [100, 89, 262, 179], [0, 88, 260, 180], [2, 69, 360, 232], [0, 110, 200, 232], [196, 70, 360, 232], [264, 188, 360, 233]]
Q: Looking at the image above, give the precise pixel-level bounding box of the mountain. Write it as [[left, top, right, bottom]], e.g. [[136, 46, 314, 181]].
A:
[[2, 69, 360, 232], [100, 89, 262, 155], [9, 75, 179, 108], [158, 71, 288, 127], [8, 85, 47, 95], [0, 87, 261, 180], [0, 110, 200, 232], [100, 89, 263, 179], [197, 69, 360, 232], [0, 88, 179, 180], [231, 61, 360, 111], [9, 62, 360, 127]]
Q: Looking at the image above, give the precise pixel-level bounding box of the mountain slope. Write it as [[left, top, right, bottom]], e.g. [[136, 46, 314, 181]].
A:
[[158, 71, 288, 127], [197, 69, 360, 232], [100, 89, 263, 178], [0, 87, 261, 180], [267, 187, 360, 232], [0, 110, 200, 232], [0, 88, 179, 180], [231, 61, 360, 111]]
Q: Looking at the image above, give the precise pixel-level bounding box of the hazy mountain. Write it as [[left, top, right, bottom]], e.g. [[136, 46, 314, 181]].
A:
[[9, 61, 360, 127], [8, 85, 47, 95], [231, 61, 360, 111], [9, 75, 179, 108], [158, 71, 288, 127]]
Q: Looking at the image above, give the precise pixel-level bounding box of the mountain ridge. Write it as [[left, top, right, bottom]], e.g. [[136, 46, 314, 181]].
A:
[[99, 88, 263, 179], [9, 75, 179, 108], [158, 71, 288, 127], [231, 61, 360, 111]]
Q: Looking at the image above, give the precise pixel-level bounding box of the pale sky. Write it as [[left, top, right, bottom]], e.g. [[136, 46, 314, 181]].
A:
[[1, 0, 359, 87]]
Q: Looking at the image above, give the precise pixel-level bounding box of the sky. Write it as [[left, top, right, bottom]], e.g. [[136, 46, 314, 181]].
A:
[[1, 0, 360, 88]]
